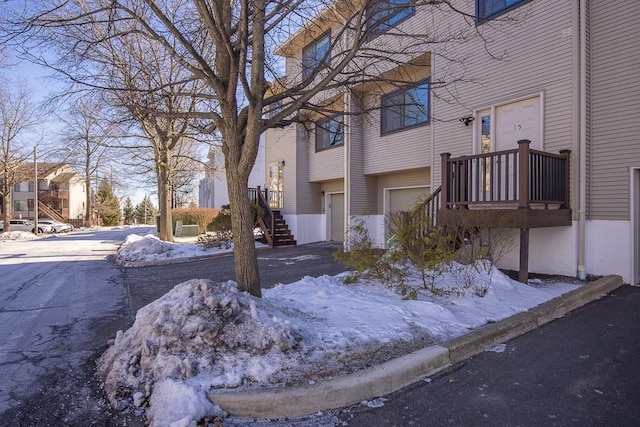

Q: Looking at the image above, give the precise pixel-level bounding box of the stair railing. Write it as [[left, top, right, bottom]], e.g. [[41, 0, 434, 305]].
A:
[[248, 186, 275, 247]]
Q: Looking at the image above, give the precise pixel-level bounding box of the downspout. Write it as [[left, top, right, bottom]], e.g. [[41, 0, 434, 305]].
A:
[[344, 89, 351, 251], [577, 0, 587, 280]]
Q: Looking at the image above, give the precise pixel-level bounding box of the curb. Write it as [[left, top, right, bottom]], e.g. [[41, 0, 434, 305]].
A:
[[208, 275, 624, 419]]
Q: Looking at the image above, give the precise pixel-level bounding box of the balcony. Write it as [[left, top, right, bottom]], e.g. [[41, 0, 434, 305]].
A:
[[419, 139, 572, 283], [38, 189, 69, 204], [438, 139, 571, 229]]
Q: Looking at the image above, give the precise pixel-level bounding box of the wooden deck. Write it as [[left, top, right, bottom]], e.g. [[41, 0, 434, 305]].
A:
[[423, 139, 572, 282]]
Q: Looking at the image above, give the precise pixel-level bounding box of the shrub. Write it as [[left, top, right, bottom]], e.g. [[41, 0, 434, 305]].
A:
[[172, 207, 219, 234], [386, 207, 455, 295], [207, 204, 233, 245]]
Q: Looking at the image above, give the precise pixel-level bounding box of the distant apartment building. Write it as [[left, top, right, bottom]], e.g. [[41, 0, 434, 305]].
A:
[[199, 135, 266, 209], [6, 162, 86, 222]]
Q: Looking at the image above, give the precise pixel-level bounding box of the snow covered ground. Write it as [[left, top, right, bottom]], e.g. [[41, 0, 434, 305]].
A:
[[93, 231, 582, 426], [0, 227, 581, 425]]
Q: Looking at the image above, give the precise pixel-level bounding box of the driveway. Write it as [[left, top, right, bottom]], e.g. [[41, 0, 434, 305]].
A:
[[338, 284, 640, 426], [124, 241, 346, 311]]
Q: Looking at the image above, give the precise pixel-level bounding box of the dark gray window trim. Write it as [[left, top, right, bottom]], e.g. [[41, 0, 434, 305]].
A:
[[315, 115, 345, 152], [380, 78, 430, 136], [365, 0, 416, 42], [302, 31, 331, 79], [475, 0, 532, 25]]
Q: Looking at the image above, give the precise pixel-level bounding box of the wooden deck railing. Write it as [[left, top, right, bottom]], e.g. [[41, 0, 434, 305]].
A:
[[441, 139, 570, 209]]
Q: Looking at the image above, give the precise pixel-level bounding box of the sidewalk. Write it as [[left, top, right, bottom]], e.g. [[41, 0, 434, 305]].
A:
[[209, 275, 624, 419]]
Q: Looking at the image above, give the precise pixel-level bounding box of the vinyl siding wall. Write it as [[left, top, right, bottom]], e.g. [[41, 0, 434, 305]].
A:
[[362, 92, 431, 175], [589, 1, 640, 220], [348, 94, 378, 216], [430, 0, 577, 204]]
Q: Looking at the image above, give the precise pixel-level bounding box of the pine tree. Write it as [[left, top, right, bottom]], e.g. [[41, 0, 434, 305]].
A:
[[122, 197, 135, 225], [95, 179, 120, 226], [134, 196, 158, 225]]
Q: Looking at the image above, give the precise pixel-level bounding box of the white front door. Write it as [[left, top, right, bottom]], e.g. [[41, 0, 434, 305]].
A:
[[478, 96, 542, 153], [476, 96, 542, 201], [495, 97, 542, 151], [268, 162, 284, 208]]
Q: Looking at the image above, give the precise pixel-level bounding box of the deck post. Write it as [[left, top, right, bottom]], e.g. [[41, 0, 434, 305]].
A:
[[559, 149, 571, 209], [440, 153, 451, 208], [519, 228, 530, 283], [517, 139, 531, 209]]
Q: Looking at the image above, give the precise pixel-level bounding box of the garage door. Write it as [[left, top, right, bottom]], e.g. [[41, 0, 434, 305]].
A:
[[330, 193, 344, 242], [388, 187, 428, 213]]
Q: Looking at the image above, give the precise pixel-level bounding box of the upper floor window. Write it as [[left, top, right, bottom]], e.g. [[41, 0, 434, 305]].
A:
[[381, 80, 429, 134], [302, 32, 331, 79], [476, 0, 530, 23], [265, 99, 283, 119], [316, 115, 344, 151], [366, 0, 415, 39], [13, 181, 34, 192]]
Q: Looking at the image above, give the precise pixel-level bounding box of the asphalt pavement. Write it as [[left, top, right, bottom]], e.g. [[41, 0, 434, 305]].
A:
[[337, 284, 640, 427], [124, 241, 346, 311]]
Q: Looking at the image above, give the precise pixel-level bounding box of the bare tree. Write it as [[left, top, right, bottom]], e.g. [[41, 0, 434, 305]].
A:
[[0, 80, 41, 229], [56, 94, 116, 226], [14, 0, 487, 296]]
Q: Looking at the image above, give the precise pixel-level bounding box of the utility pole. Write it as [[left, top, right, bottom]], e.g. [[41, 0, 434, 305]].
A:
[[33, 147, 38, 235]]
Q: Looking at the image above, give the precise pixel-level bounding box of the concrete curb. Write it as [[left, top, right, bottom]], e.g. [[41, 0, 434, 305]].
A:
[[208, 275, 624, 419], [118, 251, 234, 268]]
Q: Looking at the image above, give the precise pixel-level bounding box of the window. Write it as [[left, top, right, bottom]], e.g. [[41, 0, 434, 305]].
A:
[[265, 99, 283, 119], [366, 0, 415, 39], [476, 0, 530, 22], [381, 80, 429, 134], [13, 181, 34, 192], [302, 32, 330, 79], [13, 200, 28, 212], [316, 115, 344, 151]]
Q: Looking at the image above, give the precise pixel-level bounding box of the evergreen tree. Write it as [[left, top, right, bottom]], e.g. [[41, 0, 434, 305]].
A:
[[122, 196, 135, 225], [134, 196, 158, 225], [95, 179, 120, 226]]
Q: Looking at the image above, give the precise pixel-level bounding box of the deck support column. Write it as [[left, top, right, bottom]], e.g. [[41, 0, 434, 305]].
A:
[[519, 228, 530, 283]]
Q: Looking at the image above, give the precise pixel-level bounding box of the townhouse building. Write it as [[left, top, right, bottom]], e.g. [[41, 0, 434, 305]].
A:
[[8, 163, 86, 223], [262, 0, 640, 284]]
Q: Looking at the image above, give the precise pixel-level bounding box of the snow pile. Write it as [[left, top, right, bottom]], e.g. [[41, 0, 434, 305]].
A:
[[97, 264, 579, 425], [115, 234, 228, 265], [97, 279, 301, 425], [0, 231, 38, 241], [115, 233, 267, 266]]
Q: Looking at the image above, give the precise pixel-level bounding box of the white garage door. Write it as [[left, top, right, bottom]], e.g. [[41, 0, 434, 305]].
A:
[[388, 187, 428, 213], [330, 193, 345, 242]]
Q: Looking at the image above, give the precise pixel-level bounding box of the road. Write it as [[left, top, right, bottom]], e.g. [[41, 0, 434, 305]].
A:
[[0, 227, 148, 426]]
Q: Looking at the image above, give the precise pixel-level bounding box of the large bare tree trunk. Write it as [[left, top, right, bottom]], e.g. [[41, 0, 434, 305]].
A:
[[223, 111, 262, 296], [156, 147, 173, 242], [226, 166, 261, 297]]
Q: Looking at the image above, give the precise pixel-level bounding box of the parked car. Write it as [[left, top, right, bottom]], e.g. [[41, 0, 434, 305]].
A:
[[0, 219, 53, 233], [37, 219, 73, 233]]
